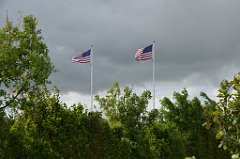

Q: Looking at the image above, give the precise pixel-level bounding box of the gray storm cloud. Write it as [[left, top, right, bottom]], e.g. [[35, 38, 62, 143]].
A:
[[1, 0, 240, 95]]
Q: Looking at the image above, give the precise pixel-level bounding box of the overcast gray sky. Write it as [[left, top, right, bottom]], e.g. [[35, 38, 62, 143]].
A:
[[1, 0, 240, 108]]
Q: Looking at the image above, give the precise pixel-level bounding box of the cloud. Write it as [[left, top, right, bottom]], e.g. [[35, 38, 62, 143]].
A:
[[1, 0, 240, 101]]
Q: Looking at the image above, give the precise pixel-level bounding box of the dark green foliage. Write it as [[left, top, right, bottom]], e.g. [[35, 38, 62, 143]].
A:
[[161, 89, 230, 159]]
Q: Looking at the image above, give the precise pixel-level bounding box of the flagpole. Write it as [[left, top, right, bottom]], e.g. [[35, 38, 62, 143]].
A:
[[153, 41, 155, 109], [91, 45, 93, 112]]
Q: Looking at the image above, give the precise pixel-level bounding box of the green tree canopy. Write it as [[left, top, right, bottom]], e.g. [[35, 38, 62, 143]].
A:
[[0, 15, 54, 111], [161, 89, 230, 158], [204, 73, 240, 157]]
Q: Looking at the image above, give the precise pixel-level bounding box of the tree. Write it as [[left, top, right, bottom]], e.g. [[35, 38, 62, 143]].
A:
[[95, 82, 152, 158], [205, 73, 240, 157], [0, 15, 54, 158], [161, 89, 230, 159], [201, 92, 230, 159], [0, 15, 54, 111]]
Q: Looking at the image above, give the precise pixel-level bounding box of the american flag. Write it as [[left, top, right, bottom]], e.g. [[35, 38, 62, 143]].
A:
[[72, 49, 91, 63], [135, 44, 153, 61]]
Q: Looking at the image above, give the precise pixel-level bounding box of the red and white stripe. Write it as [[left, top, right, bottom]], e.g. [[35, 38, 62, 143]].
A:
[[72, 56, 90, 63], [135, 48, 152, 61]]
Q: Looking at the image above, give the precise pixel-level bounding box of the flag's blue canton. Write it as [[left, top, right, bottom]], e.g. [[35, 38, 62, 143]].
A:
[[143, 44, 153, 53], [135, 44, 153, 61], [82, 49, 91, 57]]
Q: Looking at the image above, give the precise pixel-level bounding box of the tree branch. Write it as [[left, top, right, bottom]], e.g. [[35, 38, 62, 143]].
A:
[[0, 82, 28, 110]]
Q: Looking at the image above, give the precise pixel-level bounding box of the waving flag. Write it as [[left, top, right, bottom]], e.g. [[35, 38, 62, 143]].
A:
[[72, 49, 91, 63], [135, 44, 153, 61]]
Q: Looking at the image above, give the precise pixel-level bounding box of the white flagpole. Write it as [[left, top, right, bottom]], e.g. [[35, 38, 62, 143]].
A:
[[91, 45, 93, 112], [153, 41, 155, 109]]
